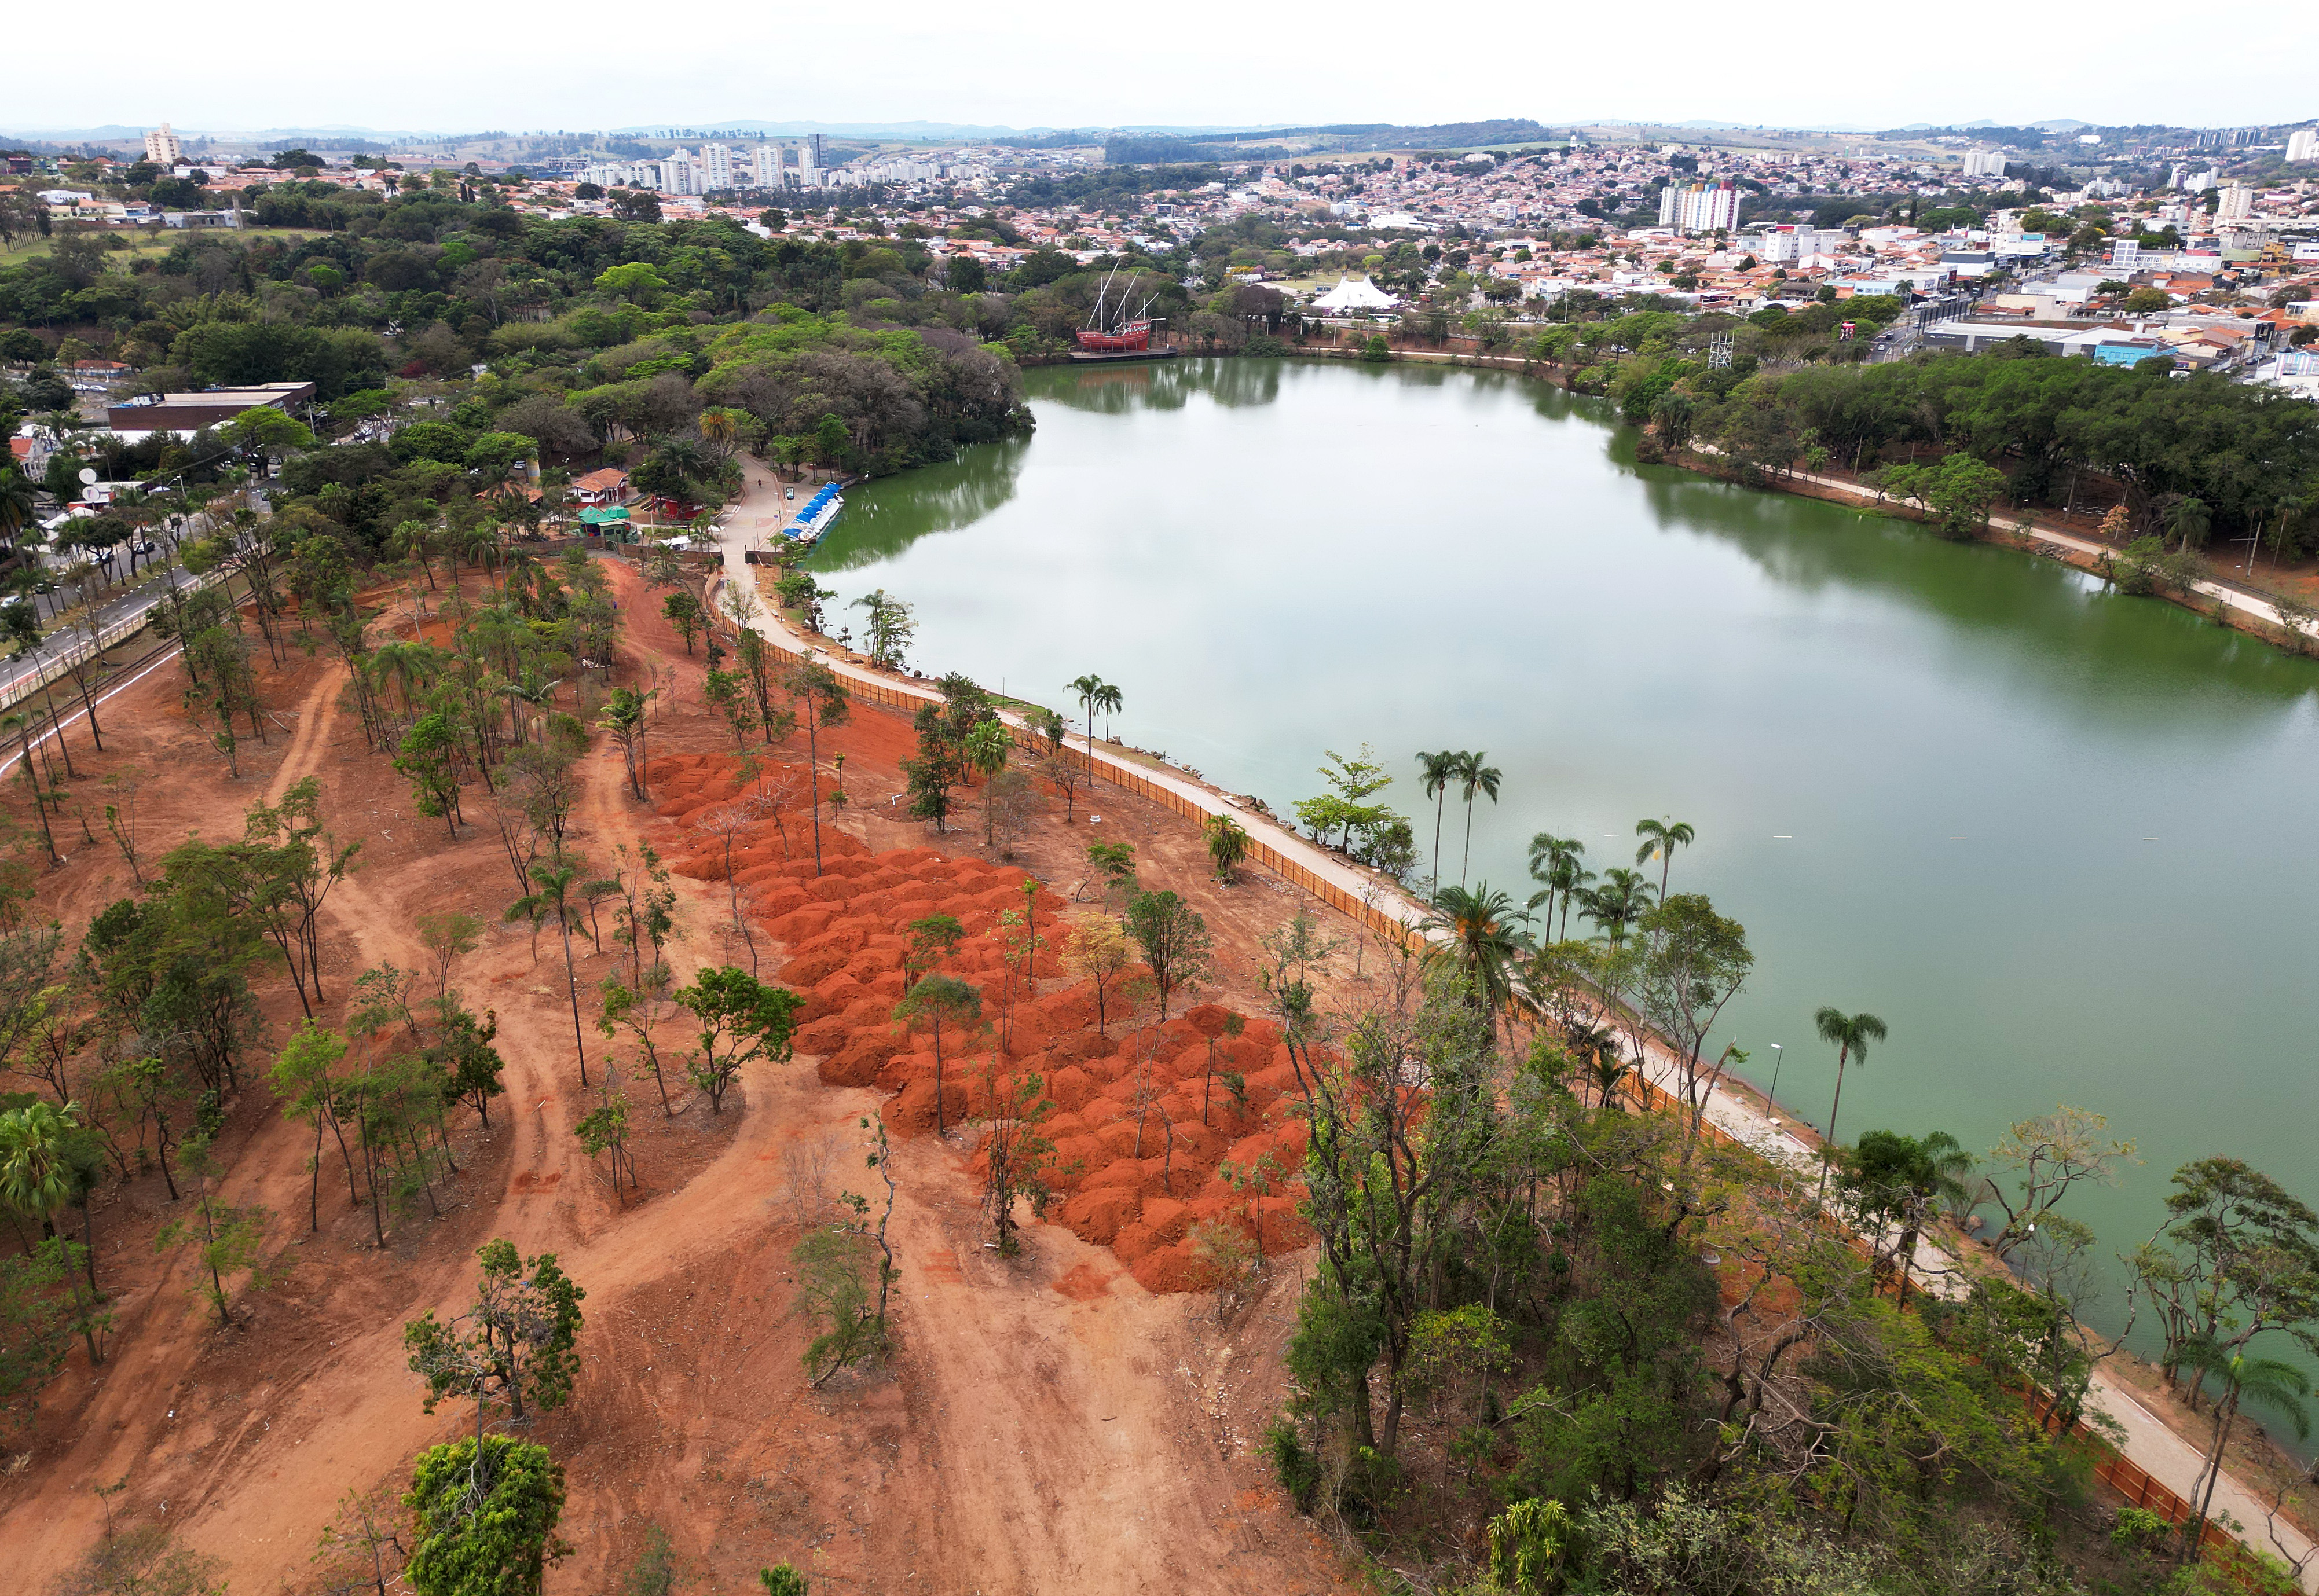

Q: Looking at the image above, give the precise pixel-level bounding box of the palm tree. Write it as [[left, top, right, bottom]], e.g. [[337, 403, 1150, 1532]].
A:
[[1202, 812, 1250, 882], [963, 718, 1009, 849], [698, 408, 742, 457], [1812, 1007, 1889, 1201], [508, 861, 591, 1088], [1525, 833, 1588, 940], [0, 1097, 101, 1295], [1067, 674, 1108, 786], [1582, 867, 1655, 948], [1454, 751, 1503, 888], [1092, 680, 1123, 751], [1633, 816, 1695, 900], [1424, 883, 1533, 1023], [1417, 750, 1461, 885], [1564, 1018, 1628, 1109], [457, 521, 501, 580], [2166, 495, 2212, 553], [0, 468, 38, 555], [2179, 1340, 2309, 1558], [0, 1098, 79, 1238]]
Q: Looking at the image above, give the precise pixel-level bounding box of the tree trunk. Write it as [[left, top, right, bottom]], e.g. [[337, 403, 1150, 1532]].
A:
[[560, 917, 588, 1087]]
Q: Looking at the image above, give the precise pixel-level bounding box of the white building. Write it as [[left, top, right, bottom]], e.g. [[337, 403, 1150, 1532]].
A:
[[1961, 150, 2007, 178], [699, 144, 733, 192], [1658, 181, 1741, 236], [752, 143, 783, 189], [796, 140, 818, 187], [658, 150, 698, 196], [2287, 129, 2318, 165], [1759, 225, 1847, 262], [2217, 181, 2253, 222], [143, 122, 183, 166]]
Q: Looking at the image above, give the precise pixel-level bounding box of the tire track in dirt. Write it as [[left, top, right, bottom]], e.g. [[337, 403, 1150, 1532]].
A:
[[261, 665, 343, 806]]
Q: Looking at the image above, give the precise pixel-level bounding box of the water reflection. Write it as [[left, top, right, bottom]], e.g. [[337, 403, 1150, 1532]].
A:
[[1032, 355, 1284, 414], [1632, 464, 2319, 717], [808, 436, 1030, 570]]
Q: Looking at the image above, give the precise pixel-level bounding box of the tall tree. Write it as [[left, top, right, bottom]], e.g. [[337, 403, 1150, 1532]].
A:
[[964, 718, 1010, 850], [1812, 1007, 1888, 1201], [1067, 674, 1109, 786], [1417, 750, 1461, 886], [507, 861, 591, 1087], [783, 653, 850, 877], [892, 974, 980, 1135], [1454, 751, 1503, 887], [1632, 816, 1695, 900], [1124, 890, 1214, 1022]]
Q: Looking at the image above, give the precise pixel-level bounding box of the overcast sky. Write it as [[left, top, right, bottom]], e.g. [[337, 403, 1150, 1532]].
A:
[[11, 0, 2312, 137]]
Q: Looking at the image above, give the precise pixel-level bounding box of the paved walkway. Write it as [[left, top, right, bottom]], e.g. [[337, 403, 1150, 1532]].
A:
[[710, 495, 2314, 1587]]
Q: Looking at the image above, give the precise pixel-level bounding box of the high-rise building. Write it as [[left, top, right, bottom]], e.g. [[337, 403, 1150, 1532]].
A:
[[752, 143, 783, 189], [2217, 181, 2254, 222], [144, 122, 183, 166], [699, 144, 732, 192], [1961, 150, 2007, 178], [796, 138, 818, 187], [1657, 181, 1739, 236], [2287, 128, 2318, 165], [658, 150, 698, 196]]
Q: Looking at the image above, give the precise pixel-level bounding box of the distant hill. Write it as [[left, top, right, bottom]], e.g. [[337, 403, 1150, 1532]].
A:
[[1106, 118, 1558, 165]]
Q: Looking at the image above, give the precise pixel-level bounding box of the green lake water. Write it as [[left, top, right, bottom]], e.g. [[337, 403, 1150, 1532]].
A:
[[806, 356, 2319, 1367]]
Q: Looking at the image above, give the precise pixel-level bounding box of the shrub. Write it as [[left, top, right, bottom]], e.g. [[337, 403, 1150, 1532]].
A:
[[2111, 1505, 2173, 1554], [1265, 1415, 1320, 1512]]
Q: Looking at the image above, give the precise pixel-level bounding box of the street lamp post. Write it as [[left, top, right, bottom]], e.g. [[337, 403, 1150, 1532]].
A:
[[1765, 1043, 1784, 1121]]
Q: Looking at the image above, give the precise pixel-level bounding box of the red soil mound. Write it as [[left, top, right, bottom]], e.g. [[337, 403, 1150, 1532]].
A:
[[644, 750, 1315, 1291]]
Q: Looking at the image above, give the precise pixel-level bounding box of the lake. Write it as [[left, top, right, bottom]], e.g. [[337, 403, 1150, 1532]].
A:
[[805, 355, 2319, 1366]]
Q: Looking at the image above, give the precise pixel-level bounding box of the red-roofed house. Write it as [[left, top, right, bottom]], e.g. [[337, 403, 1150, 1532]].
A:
[[570, 467, 629, 506]]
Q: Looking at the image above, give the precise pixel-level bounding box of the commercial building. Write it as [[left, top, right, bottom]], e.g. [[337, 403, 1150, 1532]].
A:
[[106, 381, 314, 442], [142, 122, 182, 166]]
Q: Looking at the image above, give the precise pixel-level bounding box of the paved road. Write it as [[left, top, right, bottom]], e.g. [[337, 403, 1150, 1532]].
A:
[[711, 500, 2315, 1587], [0, 559, 203, 702]]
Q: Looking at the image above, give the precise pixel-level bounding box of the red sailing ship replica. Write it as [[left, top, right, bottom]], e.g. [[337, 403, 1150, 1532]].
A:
[[1071, 268, 1179, 361]]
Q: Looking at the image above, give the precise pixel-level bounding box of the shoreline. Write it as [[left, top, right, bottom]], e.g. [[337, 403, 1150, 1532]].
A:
[[1273, 343, 2315, 655], [704, 479, 2319, 1583]]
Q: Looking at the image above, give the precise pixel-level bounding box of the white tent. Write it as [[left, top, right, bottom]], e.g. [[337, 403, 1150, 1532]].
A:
[[1312, 274, 1398, 313]]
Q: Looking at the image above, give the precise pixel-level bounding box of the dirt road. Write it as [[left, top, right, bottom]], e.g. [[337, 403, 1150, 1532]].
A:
[[2, 562, 1350, 1596]]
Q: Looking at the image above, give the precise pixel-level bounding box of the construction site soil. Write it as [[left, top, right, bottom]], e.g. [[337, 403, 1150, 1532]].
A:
[[0, 559, 1367, 1594]]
